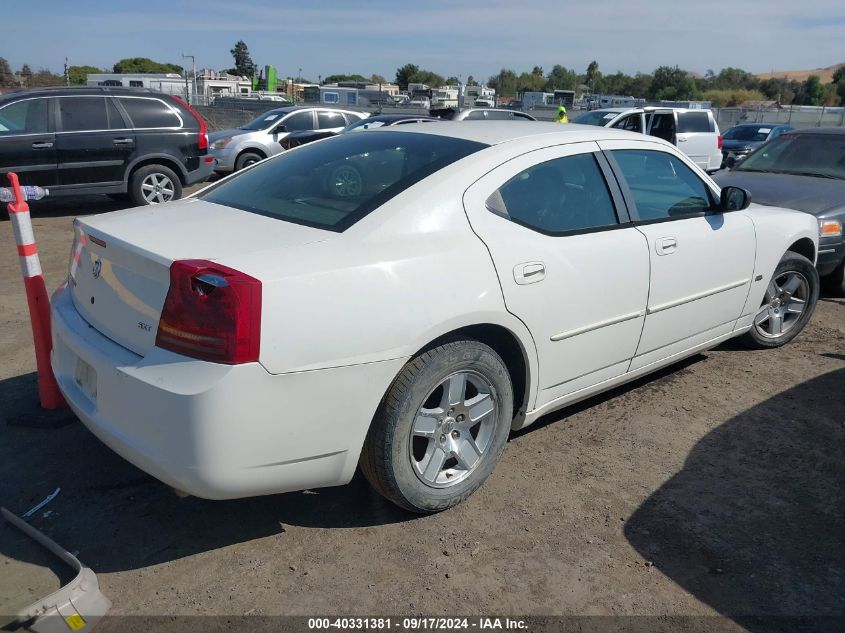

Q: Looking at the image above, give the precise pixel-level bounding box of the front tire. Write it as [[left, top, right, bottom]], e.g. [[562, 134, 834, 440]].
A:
[[234, 151, 264, 171], [129, 164, 182, 206], [740, 252, 818, 349], [360, 340, 514, 513]]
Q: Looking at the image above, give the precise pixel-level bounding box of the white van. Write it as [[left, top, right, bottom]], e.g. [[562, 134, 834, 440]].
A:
[[573, 107, 723, 173]]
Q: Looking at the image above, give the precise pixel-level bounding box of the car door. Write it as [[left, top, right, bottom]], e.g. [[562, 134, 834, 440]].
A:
[[463, 142, 650, 408], [646, 109, 676, 145], [601, 141, 756, 371], [675, 111, 715, 170], [55, 96, 134, 186], [0, 96, 56, 187]]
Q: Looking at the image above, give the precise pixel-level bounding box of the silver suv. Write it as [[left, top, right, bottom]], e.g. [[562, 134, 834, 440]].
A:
[[209, 106, 368, 173]]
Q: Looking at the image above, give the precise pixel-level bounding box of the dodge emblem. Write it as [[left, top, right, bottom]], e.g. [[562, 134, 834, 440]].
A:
[[92, 258, 102, 279]]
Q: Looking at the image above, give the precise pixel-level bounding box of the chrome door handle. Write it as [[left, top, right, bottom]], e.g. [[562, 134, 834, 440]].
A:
[[32, 142, 53, 149], [514, 262, 545, 285], [656, 237, 678, 256], [113, 138, 134, 145], [677, 137, 688, 142]]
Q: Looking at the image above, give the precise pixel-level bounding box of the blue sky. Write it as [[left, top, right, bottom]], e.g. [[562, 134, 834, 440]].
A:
[[4, 0, 843, 81]]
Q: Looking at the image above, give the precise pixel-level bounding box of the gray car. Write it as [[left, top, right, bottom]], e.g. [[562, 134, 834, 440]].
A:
[[209, 106, 368, 173], [715, 128, 845, 294]]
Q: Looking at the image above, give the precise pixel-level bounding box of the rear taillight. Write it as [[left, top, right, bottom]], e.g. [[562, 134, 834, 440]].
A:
[[156, 260, 261, 364], [170, 95, 208, 151], [717, 135, 723, 150]]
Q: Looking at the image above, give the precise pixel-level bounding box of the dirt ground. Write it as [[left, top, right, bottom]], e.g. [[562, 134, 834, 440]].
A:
[[1, 188, 843, 632]]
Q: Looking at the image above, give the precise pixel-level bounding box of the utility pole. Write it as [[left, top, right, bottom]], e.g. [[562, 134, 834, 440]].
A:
[[64, 57, 70, 86], [182, 53, 197, 104]]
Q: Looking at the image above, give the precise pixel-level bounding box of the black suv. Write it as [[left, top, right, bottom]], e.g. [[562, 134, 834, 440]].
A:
[[0, 87, 213, 205]]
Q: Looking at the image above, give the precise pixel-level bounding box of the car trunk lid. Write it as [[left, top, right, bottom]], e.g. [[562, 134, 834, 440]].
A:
[[69, 198, 330, 357]]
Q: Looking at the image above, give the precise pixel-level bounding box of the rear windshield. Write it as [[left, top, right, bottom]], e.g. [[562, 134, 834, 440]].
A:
[[199, 131, 487, 231], [724, 126, 776, 142]]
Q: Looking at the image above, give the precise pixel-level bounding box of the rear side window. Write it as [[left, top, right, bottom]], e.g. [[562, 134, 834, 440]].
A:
[[118, 97, 181, 128], [677, 112, 713, 133], [486, 153, 618, 234], [611, 149, 713, 221], [199, 131, 487, 232], [59, 97, 111, 131], [0, 98, 49, 134], [317, 111, 346, 129]]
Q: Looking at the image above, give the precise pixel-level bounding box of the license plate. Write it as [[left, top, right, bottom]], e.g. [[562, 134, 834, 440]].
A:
[[74, 357, 97, 401]]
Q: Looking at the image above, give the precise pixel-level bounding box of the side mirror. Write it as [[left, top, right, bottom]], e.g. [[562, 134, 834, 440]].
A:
[[720, 186, 752, 212], [272, 125, 286, 134]]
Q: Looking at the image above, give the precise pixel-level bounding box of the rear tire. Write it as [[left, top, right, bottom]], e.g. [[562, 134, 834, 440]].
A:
[[740, 252, 818, 349], [129, 164, 182, 206], [360, 340, 513, 514], [234, 151, 263, 171]]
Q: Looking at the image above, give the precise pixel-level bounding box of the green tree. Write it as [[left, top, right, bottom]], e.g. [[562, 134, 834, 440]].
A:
[[650, 66, 699, 101], [544, 65, 578, 92], [466, 75, 478, 86], [395, 63, 420, 90], [68, 65, 102, 85], [799, 75, 825, 105], [410, 69, 445, 87], [113, 57, 182, 74], [370, 73, 386, 84], [445, 76, 460, 85], [0, 57, 14, 86], [831, 66, 845, 85], [487, 68, 518, 97], [28, 68, 64, 87], [323, 74, 368, 84], [229, 41, 256, 77], [585, 60, 600, 90]]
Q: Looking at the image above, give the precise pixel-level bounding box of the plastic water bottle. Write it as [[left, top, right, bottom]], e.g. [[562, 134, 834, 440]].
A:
[[0, 186, 49, 203]]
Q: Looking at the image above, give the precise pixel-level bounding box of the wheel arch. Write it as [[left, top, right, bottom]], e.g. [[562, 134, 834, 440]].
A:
[[786, 237, 815, 264], [407, 322, 535, 429], [125, 155, 188, 185], [236, 147, 267, 162]]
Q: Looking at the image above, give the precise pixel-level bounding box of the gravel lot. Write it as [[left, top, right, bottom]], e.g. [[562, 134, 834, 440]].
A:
[[1, 187, 843, 631]]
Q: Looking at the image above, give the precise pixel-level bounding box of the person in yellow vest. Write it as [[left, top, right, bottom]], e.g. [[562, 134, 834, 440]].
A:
[[554, 105, 569, 123]]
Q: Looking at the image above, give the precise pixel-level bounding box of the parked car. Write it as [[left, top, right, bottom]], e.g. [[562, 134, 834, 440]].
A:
[[409, 97, 430, 109], [208, 106, 368, 173], [279, 114, 438, 150], [52, 122, 818, 513], [572, 107, 723, 173], [715, 127, 845, 294], [0, 87, 213, 206], [720, 123, 793, 168], [432, 107, 537, 121]]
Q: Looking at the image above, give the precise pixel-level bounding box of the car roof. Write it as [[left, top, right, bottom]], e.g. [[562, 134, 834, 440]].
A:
[[364, 114, 436, 123], [377, 120, 662, 146], [788, 127, 845, 136], [730, 123, 790, 128], [0, 86, 170, 103]]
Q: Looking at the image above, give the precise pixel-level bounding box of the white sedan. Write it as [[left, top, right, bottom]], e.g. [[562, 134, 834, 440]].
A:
[[51, 122, 820, 513]]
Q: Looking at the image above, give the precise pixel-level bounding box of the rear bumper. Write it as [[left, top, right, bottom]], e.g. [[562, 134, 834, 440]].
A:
[[50, 284, 404, 499], [185, 157, 215, 185]]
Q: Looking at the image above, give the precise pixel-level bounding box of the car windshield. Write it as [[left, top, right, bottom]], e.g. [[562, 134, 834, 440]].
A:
[[736, 133, 845, 179], [724, 126, 776, 142], [572, 111, 620, 126], [240, 110, 289, 131], [199, 131, 488, 231]]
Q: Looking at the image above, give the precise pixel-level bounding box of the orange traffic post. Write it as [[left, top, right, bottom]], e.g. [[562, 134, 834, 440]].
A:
[[5, 172, 66, 410]]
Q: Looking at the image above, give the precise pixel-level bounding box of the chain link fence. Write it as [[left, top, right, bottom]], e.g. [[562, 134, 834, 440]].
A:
[[714, 106, 845, 130]]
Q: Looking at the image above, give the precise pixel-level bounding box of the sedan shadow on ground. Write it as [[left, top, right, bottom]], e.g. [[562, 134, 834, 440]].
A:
[[623, 367, 845, 632]]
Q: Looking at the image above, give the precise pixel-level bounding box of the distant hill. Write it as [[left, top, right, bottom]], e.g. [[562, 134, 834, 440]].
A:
[[755, 63, 844, 83]]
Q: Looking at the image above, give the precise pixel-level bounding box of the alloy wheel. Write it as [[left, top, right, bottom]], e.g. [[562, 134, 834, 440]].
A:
[[409, 371, 499, 488], [140, 173, 176, 204], [754, 271, 809, 339]]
